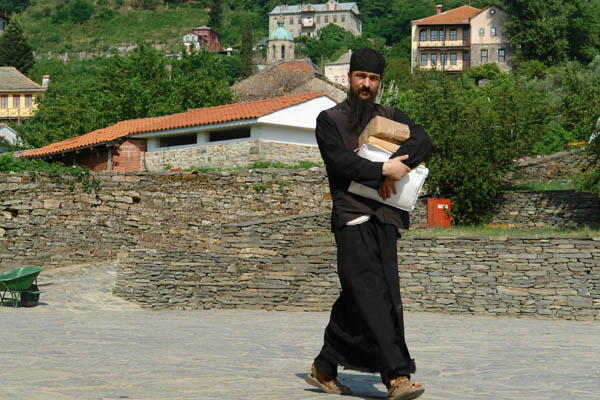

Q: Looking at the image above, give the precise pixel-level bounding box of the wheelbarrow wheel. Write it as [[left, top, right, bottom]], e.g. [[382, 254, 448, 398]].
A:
[[21, 284, 40, 307]]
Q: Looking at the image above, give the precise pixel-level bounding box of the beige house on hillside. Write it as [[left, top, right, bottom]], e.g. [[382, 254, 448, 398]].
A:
[[411, 4, 513, 73], [269, 0, 361, 38], [324, 50, 352, 88]]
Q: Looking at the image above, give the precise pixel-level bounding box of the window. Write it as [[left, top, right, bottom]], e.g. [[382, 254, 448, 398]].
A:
[[325, 16, 328, 23], [298, 18, 302, 25], [159, 134, 197, 148], [449, 29, 457, 40], [272, 45, 276, 59], [479, 28, 485, 37], [439, 29, 445, 41], [281, 45, 285, 59], [420, 29, 427, 41], [491, 27, 497, 36], [209, 127, 251, 142], [334, 16, 337, 23], [421, 53, 428, 66], [431, 53, 437, 66], [450, 53, 457, 65], [481, 49, 488, 64], [317, 16, 320, 23], [463, 28, 469, 40], [498, 49, 505, 62], [13, 95, 20, 108], [25, 94, 33, 107], [341, 15, 345, 23], [0, 95, 7, 108], [430, 29, 438, 41], [440, 53, 447, 65]]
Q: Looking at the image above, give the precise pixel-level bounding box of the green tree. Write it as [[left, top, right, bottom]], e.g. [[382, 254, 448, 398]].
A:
[[17, 45, 233, 148], [0, 0, 31, 14], [0, 18, 34, 74], [383, 70, 552, 224], [69, 0, 95, 24], [208, 0, 222, 29], [503, 0, 600, 65], [239, 19, 254, 78]]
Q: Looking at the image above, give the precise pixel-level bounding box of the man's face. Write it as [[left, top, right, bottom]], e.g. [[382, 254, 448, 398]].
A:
[[348, 70, 381, 102]]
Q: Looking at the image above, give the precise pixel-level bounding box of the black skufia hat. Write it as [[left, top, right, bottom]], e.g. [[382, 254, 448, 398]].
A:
[[349, 48, 385, 76]]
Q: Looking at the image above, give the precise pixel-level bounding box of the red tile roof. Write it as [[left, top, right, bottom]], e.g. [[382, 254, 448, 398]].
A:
[[412, 5, 481, 25], [23, 91, 327, 158]]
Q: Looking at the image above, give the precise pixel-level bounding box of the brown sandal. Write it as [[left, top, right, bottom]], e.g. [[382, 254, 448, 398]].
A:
[[387, 376, 425, 400], [305, 363, 352, 395]]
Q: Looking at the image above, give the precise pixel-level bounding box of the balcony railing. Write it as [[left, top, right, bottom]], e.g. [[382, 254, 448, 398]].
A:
[[0, 108, 35, 118], [418, 39, 470, 48]]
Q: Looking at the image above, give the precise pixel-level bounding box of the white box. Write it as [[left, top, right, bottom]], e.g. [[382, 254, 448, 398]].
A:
[[348, 144, 428, 212]]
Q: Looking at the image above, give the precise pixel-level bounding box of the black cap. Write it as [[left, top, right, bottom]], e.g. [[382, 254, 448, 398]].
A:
[[349, 48, 385, 76]]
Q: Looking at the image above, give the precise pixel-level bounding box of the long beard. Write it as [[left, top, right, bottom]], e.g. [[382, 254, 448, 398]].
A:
[[348, 90, 376, 134]]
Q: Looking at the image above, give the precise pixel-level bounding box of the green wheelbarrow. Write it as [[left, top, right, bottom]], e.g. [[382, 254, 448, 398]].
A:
[[0, 267, 43, 308]]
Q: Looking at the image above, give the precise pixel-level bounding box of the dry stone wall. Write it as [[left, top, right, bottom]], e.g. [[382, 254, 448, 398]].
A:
[[1, 169, 599, 319], [114, 213, 600, 321]]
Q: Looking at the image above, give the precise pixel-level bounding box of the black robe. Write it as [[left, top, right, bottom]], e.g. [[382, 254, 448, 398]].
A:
[[314, 99, 433, 385]]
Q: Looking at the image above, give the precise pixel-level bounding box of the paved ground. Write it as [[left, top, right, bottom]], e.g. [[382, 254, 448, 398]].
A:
[[1, 263, 599, 400]]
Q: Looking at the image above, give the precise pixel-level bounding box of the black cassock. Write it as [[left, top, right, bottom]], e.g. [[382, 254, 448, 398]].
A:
[[313, 99, 433, 386]]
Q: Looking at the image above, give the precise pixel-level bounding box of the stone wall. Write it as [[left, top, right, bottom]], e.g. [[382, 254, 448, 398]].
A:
[[493, 190, 600, 228], [2, 169, 599, 319], [144, 141, 323, 171], [506, 148, 593, 184], [114, 213, 600, 321]]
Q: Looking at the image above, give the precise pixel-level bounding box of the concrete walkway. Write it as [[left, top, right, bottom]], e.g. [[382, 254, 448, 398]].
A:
[[1, 264, 598, 399]]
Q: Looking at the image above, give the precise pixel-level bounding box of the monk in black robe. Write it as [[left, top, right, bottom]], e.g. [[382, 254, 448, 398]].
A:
[[305, 48, 433, 400]]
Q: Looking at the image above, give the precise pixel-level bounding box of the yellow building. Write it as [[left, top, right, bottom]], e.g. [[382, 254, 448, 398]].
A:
[[0, 67, 47, 124], [411, 4, 513, 73]]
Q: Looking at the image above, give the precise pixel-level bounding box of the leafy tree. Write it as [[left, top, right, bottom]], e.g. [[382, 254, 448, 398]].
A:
[[382, 70, 552, 224], [503, 0, 600, 65], [0, 0, 31, 14], [0, 18, 34, 74], [69, 0, 95, 24], [239, 19, 254, 78], [17, 45, 233, 148], [208, 0, 223, 29]]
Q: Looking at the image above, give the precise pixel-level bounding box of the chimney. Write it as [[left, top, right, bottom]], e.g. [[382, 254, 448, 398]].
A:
[[436, 5, 442, 14], [42, 75, 50, 87]]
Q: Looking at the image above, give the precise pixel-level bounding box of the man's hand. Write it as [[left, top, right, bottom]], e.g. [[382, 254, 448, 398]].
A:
[[378, 176, 397, 200], [382, 154, 411, 181]]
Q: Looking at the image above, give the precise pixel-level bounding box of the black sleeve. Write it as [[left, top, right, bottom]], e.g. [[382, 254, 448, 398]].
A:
[[391, 108, 434, 169], [316, 111, 384, 190]]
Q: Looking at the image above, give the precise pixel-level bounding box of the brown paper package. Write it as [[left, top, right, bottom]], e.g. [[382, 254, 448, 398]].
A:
[[358, 116, 410, 148]]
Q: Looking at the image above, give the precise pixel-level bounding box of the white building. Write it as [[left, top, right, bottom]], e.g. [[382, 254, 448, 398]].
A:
[[269, 0, 361, 38]]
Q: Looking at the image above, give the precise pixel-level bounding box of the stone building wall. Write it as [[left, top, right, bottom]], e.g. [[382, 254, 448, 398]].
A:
[[114, 213, 600, 321], [144, 141, 323, 171]]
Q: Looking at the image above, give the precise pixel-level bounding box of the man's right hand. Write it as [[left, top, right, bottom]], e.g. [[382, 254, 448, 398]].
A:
[[382, 154, 411, 181]]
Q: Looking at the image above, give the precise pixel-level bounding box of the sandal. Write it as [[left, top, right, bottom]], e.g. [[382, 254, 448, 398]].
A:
[[305, 363, 352, 395], [387, 376, 425, 400]]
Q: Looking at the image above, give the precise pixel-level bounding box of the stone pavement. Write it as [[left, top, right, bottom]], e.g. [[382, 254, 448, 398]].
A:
[[1, 263, 599, 400]]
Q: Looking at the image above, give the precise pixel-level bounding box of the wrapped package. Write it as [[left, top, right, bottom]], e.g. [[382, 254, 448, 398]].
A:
[[348, 143, 428, 212], [358, 116, 410, 147]]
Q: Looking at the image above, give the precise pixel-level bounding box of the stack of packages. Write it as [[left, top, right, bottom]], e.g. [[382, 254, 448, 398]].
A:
[[348, 116, 429, 212]]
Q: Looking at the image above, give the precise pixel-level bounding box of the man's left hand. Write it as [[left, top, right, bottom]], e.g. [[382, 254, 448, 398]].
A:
[[378, 177, 397, 201]]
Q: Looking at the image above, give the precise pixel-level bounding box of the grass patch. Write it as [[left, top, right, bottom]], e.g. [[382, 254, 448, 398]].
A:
[[404, 225, 600, 239]]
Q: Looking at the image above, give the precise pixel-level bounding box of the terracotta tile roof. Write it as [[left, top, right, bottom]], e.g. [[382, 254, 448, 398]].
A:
[[23, 91, 326, 158], [276, 60, 314, 73], [412, 5, 481, 25], [0, 67, 46, 92]]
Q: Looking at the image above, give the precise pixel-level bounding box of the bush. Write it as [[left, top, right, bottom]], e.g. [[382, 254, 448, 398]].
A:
[[383, 71, 552, 225]]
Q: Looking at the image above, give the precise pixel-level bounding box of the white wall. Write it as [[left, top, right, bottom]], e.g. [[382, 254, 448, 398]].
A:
[[252, 124, 316, 146], [258, 96, 336, 129]]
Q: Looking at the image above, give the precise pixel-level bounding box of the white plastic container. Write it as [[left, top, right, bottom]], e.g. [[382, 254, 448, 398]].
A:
[[348, 143, 429, 212]]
